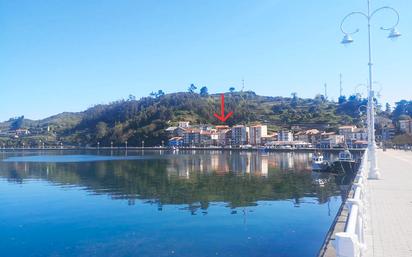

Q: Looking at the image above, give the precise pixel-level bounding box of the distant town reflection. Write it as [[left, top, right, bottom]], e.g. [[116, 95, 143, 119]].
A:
[[0, 150, 356, 257], [0, 150, 350, 211]]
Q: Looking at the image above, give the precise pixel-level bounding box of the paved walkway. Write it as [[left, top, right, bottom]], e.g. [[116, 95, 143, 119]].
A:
[[365, 149, 412, 257]]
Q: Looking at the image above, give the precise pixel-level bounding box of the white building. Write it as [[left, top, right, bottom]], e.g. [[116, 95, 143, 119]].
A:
[[232, 125, 249, 146], [339, 126, 368, 142], [178, 121, 190, 128], [249, 125, 267, 145], [278, 130, 293, 142]]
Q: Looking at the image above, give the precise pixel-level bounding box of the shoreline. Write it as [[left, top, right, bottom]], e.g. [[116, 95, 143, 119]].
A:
[[0, 146, 366, 152]]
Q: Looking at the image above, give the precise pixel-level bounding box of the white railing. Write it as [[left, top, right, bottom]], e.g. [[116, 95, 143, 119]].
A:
[[334, 149, 369, 257]]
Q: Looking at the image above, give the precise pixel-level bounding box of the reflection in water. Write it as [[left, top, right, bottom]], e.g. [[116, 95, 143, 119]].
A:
[[0, 150, 349, 211], [0, 150, 355, 257]]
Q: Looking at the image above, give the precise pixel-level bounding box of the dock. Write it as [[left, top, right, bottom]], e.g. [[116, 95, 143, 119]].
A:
[[365, 150, 412, 257], [326, 149, 412, 257]]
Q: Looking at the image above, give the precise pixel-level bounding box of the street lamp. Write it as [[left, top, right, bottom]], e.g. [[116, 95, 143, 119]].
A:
[[340, 0, 401, 179]]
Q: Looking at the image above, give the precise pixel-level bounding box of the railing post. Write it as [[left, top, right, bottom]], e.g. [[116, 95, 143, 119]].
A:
[[334, 232, 360, 257]]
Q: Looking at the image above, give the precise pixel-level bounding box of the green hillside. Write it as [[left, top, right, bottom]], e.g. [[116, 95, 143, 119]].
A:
[[1, 90, 386, 147]]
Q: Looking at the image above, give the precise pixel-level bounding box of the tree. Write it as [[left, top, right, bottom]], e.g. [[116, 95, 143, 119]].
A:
[[11, 116, 24, 130], [338, 95, 347, 104], [96, 122, 108, 139], [188, 84, 197, 93], [199, 86, 208, 97], [393, 100, 412, 120], [385, 103, 391, 113], [157, 90, 165, 97], [392, 133, 412, 145], [229, 87, 235, 93], [291, 92, 298, 108]]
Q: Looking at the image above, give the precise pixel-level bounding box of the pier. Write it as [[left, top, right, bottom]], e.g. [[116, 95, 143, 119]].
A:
[[365, 150, 412, 257], [323, 149, 412, 257]]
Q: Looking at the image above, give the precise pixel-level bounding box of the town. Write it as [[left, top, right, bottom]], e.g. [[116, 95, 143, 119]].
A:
[[2, 117, 411, 150], [165, 119, 409, 149]]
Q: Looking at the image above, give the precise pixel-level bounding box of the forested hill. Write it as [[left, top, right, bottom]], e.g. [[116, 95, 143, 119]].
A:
[[2, 90, 405, 147]]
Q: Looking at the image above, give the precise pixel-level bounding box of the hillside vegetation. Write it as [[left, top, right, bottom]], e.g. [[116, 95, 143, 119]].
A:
[[2, 90, 408, 147]]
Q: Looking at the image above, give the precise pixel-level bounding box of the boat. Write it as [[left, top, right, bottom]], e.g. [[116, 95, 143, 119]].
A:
[[311, 152, 330, 172], [332, 149, 356, 174]]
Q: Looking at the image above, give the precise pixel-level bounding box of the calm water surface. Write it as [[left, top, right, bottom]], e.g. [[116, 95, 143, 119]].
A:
[[0, 150, 352, 257]]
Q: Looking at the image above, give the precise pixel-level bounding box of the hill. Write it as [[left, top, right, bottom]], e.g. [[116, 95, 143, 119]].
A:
[[0, 90, 381, 147]]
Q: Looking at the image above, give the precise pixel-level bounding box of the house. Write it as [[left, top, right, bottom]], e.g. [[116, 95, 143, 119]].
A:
[[339, 126, 368, 145], [225, 130, 232, 145], [231, 125, 249, 146], [249, 125, 267, 145], [317, 133, 344, 148], [399, 119, 412, 134], [262, 133, 277, 146], [183, 129, 201, 146], [338, 125, 356, 136], [294, 129, 320, 143], [352, 140, 368, 149], [215, 125, 229, 131], [200, 131, 213, 146], [178, 121, 190, 128], [168, 137, 183, 147], [166, 126, 186, 137], [165, 126, 178, 136], [15, 128, 30, 136], [381, 124, 395, 141], [278, 130, 293, 142]]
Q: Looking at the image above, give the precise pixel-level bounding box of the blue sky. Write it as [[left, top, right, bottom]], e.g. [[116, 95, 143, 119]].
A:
[[0, 0, 411, 121]]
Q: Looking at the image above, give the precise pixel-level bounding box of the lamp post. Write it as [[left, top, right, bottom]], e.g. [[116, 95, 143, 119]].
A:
[[340, 0, 401, 179]]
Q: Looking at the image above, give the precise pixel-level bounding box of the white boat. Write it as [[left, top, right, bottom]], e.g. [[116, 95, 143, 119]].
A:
[[312, 153, 330, 171]]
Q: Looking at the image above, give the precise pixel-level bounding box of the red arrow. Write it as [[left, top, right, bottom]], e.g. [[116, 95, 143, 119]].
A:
[[214, 94, 233, 122]]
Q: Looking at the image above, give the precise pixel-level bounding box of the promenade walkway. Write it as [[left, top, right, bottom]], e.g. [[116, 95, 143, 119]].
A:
[[365, 149, 412, 257]]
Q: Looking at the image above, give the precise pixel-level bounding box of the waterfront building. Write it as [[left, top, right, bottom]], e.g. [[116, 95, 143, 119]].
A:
[[381, 124, 396, 141], [338, 125, 356, 135], [183, 129, 201, 146], [168, 137, 183, 147], [317, 134, 344, 148], [225, 130, 232, 145], [165, 126, 178, 136], [166, 126, 186, 137], [339, 126, 368, 141], [200, 131, 214, 146], [217, 129, 229, 146], [231, 125, 249, 146], [215, 125, 229, 131], [399, 119, 412, 134], [249, 125, 267, 145], [278, 130, 293, 142], [262, 133, 277, 145], [294, 129, 320, 143], [15, 128, 30, 136]]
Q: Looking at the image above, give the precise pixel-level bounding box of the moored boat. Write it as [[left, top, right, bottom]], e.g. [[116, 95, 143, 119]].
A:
[[311, 152, 331, 172], [332, 149, 356, 174]]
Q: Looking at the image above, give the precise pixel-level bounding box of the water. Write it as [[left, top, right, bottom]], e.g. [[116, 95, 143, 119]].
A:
[[0, 150, 350, 257]]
